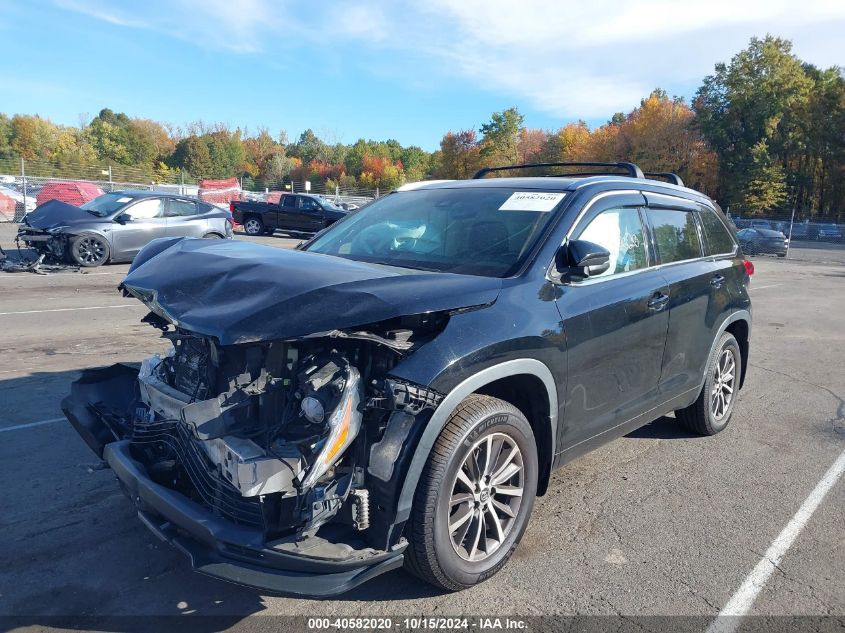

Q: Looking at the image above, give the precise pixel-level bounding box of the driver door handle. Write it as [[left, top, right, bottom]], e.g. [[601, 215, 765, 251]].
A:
[[647, 291, 670, 310]]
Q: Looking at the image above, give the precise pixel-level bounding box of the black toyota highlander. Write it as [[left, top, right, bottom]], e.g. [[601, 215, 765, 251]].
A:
[[63, 162, 753, 596]]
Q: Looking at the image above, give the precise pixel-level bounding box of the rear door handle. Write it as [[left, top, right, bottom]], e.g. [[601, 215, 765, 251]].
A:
[[647, 292, 670, 310], [711, 274, 726, 287]]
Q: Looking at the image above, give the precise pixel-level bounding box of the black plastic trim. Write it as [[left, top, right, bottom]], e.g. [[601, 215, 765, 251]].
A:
[[473, 162, 645, 179], [103, 440, 405, 596]]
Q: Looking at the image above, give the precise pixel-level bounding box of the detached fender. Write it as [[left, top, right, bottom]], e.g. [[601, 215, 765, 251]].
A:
[[393, 359, 558, 524], [61, 363, 141, 458]]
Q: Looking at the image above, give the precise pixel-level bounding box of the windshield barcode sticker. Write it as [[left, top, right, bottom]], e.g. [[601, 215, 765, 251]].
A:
[[499, 191, 565, 212]]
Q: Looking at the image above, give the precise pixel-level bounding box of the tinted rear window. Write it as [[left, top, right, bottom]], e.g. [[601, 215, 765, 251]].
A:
[[699, 208, 736, 255], [647, 208, 703, 263]]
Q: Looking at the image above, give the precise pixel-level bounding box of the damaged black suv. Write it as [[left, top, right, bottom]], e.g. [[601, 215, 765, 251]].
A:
[[64, 162, 752, 596]]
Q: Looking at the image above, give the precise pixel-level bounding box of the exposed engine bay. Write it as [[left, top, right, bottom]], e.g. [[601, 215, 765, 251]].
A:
[[84, 311, 446, 554]]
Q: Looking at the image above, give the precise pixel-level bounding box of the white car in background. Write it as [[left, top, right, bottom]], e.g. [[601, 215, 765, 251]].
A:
[[0, 183, 37, 219]]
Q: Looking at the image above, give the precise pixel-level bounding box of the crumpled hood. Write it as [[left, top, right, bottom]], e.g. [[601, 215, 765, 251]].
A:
[[23, 199, 101, 230], [121, 238, 501, 345]]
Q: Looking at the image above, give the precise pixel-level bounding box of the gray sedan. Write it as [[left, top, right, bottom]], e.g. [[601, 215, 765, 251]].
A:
[[17, 190, 233, 267]]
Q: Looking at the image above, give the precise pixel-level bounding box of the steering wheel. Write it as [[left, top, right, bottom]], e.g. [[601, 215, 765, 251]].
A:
[[394, 235, 442, 254]]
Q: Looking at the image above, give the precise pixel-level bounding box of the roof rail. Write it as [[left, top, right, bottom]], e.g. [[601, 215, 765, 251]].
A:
[[472, 161, 645, 180], [644, 172, 684, 187]]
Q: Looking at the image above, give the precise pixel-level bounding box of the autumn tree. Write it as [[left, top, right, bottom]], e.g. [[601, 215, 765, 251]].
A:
[[540, 122, 591, 163], [436, 130, 481, 179]]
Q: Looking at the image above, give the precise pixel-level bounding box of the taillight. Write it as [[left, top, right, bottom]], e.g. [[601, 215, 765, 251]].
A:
[[229, 202, 235, 212], [743, 259, 754, 277]]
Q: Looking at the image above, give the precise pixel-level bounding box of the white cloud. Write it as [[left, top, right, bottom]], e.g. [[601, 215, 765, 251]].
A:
[[55, 0, 845, 119], [55, 0, 286, 53], [411, 0, 845, 117]]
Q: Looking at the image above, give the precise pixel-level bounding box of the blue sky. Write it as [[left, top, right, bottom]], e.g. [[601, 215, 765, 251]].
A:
[[1, 1, 843, 150]]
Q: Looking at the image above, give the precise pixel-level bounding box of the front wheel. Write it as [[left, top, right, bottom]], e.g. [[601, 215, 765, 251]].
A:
[[243, 216, 264, 236], [675, 332, 741, 435], [405, 394, 538, 591], [69, 234, 110, 267]]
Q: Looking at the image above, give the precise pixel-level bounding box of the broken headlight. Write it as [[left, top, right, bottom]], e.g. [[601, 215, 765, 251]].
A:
[[299, 359, 363, 490]]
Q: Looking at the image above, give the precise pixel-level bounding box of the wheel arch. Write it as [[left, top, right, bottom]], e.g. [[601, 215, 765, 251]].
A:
[[394, 359, 558, 525], [725, 316, 750, 389], [702, 310, 751, 391]]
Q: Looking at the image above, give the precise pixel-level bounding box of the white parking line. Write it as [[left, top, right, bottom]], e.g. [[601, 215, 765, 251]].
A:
[[750, 284, 781, 291], [0, 304, 138, 316], [707, 447, 845, 633], [0, 417, 65, 433]]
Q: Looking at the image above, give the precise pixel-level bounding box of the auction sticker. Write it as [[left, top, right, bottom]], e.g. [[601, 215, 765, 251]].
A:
[[499, 191, 565, 212]]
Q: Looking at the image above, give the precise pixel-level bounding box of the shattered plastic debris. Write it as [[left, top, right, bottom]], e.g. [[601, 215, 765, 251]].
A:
[[0, 242, 80, 274]]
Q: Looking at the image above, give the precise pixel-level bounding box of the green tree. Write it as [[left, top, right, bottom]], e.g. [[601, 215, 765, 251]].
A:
[[172, 135, 212, 178], [479, 107, 524, 166], [400, 145, 430, 182], [0, 114, 13, 157], [694, 36, 813, 210], [741, 141, 787, 212], [289, 129, 327, 165]]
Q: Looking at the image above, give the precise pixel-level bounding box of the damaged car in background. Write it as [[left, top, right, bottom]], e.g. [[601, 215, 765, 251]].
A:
[[17, 191, 233, 268], [64, 162, 752, 596]]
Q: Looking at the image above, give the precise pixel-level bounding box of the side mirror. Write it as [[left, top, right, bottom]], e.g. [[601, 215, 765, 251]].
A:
[[115, 213, 132, 224], [555, 239, 611, 280]]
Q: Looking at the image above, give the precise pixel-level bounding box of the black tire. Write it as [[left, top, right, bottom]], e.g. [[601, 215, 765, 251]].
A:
[[243, 216, 264, 236], [404, 394, 538, 591], [69, 233, 110, 267], [676, 332, 741, 435]]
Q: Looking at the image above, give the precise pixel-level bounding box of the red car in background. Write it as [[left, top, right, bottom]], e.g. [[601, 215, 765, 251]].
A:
[[36, 181, 104, 207]]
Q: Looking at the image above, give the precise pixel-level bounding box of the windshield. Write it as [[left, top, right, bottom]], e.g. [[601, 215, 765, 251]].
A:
[[305, 187, 565, 277], [80, 193, 135, 217]]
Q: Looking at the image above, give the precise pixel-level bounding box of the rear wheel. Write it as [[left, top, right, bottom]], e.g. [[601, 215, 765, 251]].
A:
[[405, 394, 538, 591], [243, 216, 264, 236], [69, 234, 110, 267], [676, 332, 741, 435]]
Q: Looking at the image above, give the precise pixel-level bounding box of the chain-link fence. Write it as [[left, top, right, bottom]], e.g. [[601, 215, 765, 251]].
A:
[[723, 205, 844, 262], [0, 156, 378, 222]]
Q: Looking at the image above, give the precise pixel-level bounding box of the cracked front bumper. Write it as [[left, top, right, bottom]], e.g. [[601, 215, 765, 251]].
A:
[[103, 440, 405, 597]]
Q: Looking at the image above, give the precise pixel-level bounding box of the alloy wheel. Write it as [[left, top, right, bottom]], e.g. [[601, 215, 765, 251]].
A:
[[76, 237, 106, 264], [245, 219, 262, 235], [711, 348, 736, 420], [448, 432, 524, 562]]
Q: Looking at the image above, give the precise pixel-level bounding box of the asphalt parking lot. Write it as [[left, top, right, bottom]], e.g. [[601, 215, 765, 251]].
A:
[[0, 223, 843, 628]]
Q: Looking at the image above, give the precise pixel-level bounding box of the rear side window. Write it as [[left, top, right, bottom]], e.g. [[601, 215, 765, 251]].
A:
[[699, 208, 736, 255], [573, 207, 648, 278], [647, 208, 702, 263], [282, 196, 296, 208], [167, 200, 198, 217]]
